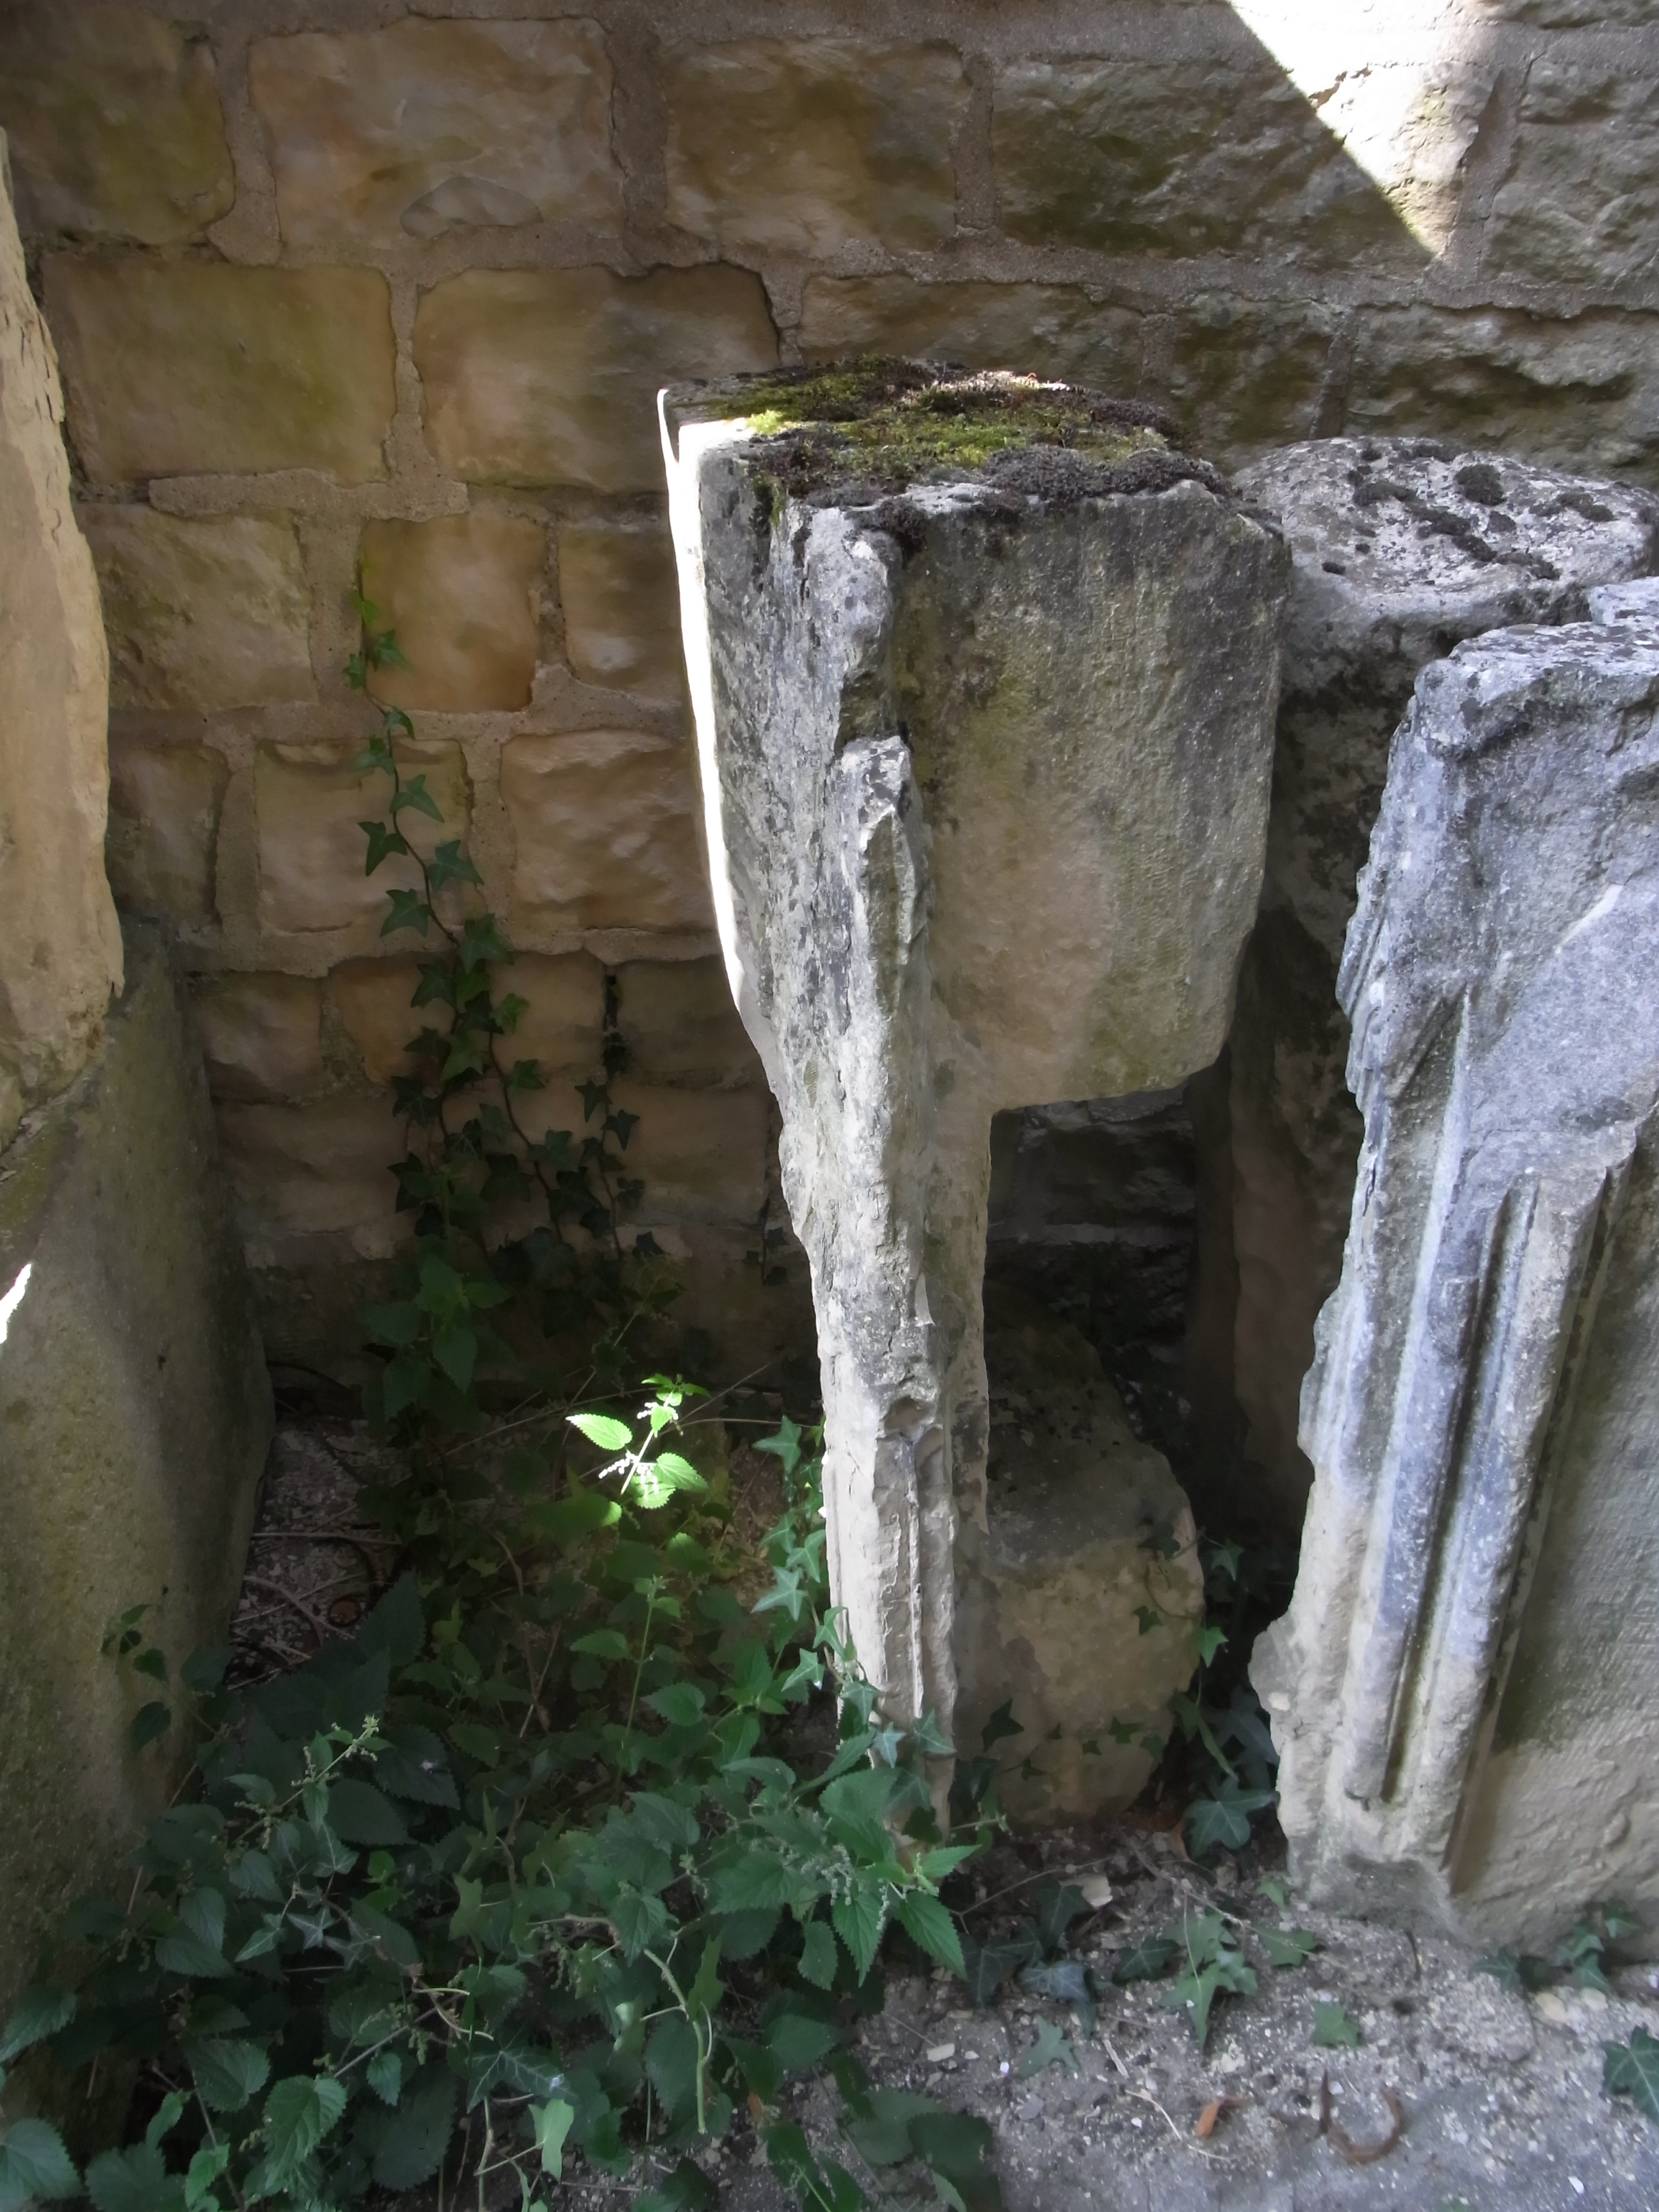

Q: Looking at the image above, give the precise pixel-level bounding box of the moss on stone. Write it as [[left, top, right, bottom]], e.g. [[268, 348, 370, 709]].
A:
[[671, 358, 1184, 496]]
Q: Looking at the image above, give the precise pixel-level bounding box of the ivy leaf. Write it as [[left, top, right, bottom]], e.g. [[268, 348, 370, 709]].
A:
[[1260, 1927, 1322, 1969], [0, 1984, 76, 2064], [568, 1411, 632, 1453], [1185, 1781, 1276, 1858], [1016, 2018, 1077, 2080], [1604, 2028, 1659, 2124], [381, 888, 431, 938], [258, 2075, 349, 2190], [427, 840, 483, 894], [1193, 1625, 1228, 1665], [958, 1930, 1039, 2008], [1134, 1607, 1162, 1635], [978, 1701, 1023, 1751], [1112, 1934, 1178, 1985], [360, 821, 411, 875], [1312, 2001, 1361, 2049], [393, 773, 442, 822], [0, 2121, 81, 2212]]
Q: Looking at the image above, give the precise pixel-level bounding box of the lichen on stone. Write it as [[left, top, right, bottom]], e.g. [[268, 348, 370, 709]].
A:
[[668, 357, 1189, 498]]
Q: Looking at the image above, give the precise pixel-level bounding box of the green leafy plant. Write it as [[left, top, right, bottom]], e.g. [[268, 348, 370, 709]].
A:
[[1603, 2028, 1659, 2124], [1160, 1911, 1256, 2053], [1311, 2000, 1362, 2050]]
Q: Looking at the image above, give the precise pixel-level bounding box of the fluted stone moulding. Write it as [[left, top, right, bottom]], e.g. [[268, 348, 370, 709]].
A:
[[1254, 579, 1659, 1943], [662, 365, 1288, 1779]]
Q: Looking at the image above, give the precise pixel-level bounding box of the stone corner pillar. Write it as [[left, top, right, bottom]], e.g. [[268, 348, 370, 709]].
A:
[[1253, 579, 1659, 1946], [663, 365, 1288, 1780], [0, 131, 124, 1150]]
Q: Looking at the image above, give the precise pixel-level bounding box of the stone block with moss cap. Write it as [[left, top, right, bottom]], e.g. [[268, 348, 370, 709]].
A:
[[662, 362, 1288, 1809]]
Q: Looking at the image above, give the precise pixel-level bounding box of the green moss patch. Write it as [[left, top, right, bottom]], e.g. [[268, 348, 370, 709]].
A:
[[671, 358, 1186, 497]]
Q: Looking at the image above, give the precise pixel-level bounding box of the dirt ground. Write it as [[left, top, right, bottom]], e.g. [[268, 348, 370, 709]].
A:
[[235, 1427, 1659, 2211]]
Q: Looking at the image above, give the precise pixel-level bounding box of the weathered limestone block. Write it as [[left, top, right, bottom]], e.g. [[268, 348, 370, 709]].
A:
[[1487, 60, 1659, 291], [557, 518, 684, 704], [0, 928, 270, 2021], [219, 1092, 405, 1267], [82, 508, 314, 711], [0, 150, 123, 1146], [106, 742, 228, 932], [1345, 310, 1659, 487], [665, 366, 1287, 1759], [664, 40, 966, 255], [992, 56, 1416, 268], [415, 267, 776, 495], [1228, 438, 1657, 1516], [1254, 602, 1659, 1942], [558, 1081, 769, 1225], [45, 260, 396, 485], [799, 278, 1141, 398], [255, 739, 469, 938], [191, 973, 323, 1102], [332, 950, 603, 1087], [359, 513, 545, 714], [967, 1289, 1206, 1823], [501, 730, 712, 936], [1162, 298, 1342, 463], [0, 6, 234, 244], [615, 958, 763, 1089], [248, 19, 620, 250]]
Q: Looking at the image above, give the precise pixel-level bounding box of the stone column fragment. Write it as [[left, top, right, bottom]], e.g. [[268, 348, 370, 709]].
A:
[[663, 367, 1288, 1752], [1254, 589, 1659, 1942], [1226, 438, 1657, 1522], [0, 134, 122, 1146]]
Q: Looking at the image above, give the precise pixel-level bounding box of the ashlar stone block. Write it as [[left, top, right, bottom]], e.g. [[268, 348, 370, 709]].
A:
[[664, 39, 965, 256], [332, 950, 604, 1087], [415, 266, 776, 495], [219, 1092, 405, 1264], [0, 150, 123, 1143], [1225, 440, 1658, 1516], [501, 728, 712, 936], [664, 365, 1287, 1766], [255, 739, 469, 938], [993, 56, 1418, 269], [1254, 598, 1659, 1943], [45, 260, 396, 485], [359, 512, 545, 714], [82, 507, 314, 712], [799, 278, 1142, 398], [249, 18, 621, 250], [557, 517, 684, 703], [106, 743, 228, 933], [0, 6, 234, 244], [614, 957, 762, 1089], [190, 973, 323, 1103], [1488, 61, 1659, 292], [520, 1079, 769, 1226]]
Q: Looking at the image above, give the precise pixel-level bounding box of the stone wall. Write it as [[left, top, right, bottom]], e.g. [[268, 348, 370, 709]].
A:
[[2, 0, 1656, 1374]]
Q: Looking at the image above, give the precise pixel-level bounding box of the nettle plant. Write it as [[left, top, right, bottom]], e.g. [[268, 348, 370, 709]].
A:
[[0, 611, 1004, 2212]]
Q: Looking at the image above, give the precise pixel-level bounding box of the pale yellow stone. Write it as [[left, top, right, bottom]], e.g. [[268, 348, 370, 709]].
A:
[[332, 952, 604, 1088], [255, 740, 469, 936], [501, 728, 711, 934], [557, 518, 683, 703], [218, 1092, 405, 1254], [45, 259, 396, 485], [664, 38, 965, 255], [798, 277, 1142, 394], [81, 506, 314, 712], [520, 1078, 768, 1222], [614, 957, 760, 1087], [0, 152, 122, 1140], [190, 972, 323, 1102], [993, 56, 1419, 268], [359, 512, 545, 714], [249, 17, 620, 251], [1487, 61, 1659, 290], [106, 743, 226, 931], [0, 6, 233, 244], [415, 266, 776, 494]]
